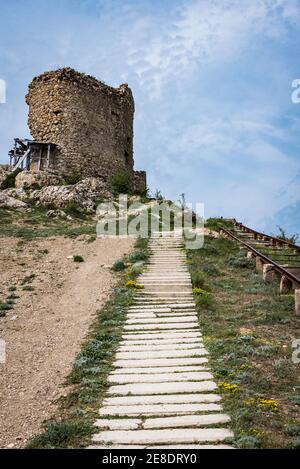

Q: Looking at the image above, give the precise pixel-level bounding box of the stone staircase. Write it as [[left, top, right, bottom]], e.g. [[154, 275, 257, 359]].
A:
[[89, 232, 233, 449]]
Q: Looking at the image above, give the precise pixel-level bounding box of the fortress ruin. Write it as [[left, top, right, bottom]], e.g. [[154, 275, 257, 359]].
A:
[[9, 68, 146, 193]]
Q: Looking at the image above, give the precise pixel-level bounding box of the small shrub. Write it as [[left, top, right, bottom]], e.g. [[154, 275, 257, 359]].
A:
[[235, 435, 262, 449], [153, 189, 164, 201], [22, 286, 35, 291], [128, 251, 148, 263], [191, 271, 206, 289], [276, 226, 299, 245], [64, 173, 82, 185], [285, 424, 300, 436], [193, 287, 213, 308], [202, 264, 220, 276], [7, 293, 19, 300], [112, 260, 126, 272], [21, 274, 35, 285], [64, 202, 84, 218], [73, 255, 84, 263], [0, 303, 13, 311], [27, 421, 91, 449], [112, 171, 132, 194], [289, 438, 300, 449], [228, 252, 254, 268]]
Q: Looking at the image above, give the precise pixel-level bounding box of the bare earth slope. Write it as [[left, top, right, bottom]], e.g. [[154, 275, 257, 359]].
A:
[[0, 236, 134, 448]]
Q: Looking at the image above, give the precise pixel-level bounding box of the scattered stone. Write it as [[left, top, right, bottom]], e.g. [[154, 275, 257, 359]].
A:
[[0, 192, 28, 211]]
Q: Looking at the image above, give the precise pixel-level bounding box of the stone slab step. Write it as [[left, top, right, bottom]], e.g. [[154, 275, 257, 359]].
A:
[[143, 413, 231, 429], [122, 331, 202, 340], [123, 323, 199, 331], [111, 366, 209, 375], [143, 287, 192, 293], [103, 393, 221, 407], [103, 393, 221, 406], [107, 380, 216, 395], [115, 349, 208, 360], [92, 428, 233, 445], [95, 419, 140, 430], [99, 403, 222, 416], [120, 337, 202, 346], [95, 414, 230, 430], [118, 342, 203, 352], [126, 313, 197, 319], [114, 357, 208, 369], [125, 317, 198, 325], [108, 371, 213, 384]]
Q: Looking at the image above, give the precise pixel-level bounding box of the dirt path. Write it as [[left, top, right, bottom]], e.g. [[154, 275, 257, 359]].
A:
[[0, 235, 134, 448]]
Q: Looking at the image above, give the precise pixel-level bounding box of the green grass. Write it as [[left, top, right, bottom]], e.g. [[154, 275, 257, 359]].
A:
[[187, 228, 300, 449], [0, 206, 96, 240], [27, 236, 149, 449]]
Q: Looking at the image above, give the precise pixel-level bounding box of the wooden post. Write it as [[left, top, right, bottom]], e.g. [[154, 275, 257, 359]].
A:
[[295, 289, 300, 314], [46, 144, 51, 168], [256, 257, 264, 272], [263, 264, 277, 283], [38, 147, 42, 170], [280, 275, 293, 294]]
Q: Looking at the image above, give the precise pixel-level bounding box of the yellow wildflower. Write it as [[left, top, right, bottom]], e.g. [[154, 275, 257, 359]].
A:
[[218, 382, 240, 394], [125, 280, 144, 289]]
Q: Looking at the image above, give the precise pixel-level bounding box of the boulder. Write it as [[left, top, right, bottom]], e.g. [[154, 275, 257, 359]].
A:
[[30, 177, 112, 212], [15, 170, 64, 189], [2, 187, 28, 201], [0, 192, 28, 211]]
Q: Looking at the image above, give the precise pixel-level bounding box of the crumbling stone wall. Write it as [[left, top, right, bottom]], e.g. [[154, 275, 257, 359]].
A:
[[134, 170, 147, 195], [26, 68, 135, 189]]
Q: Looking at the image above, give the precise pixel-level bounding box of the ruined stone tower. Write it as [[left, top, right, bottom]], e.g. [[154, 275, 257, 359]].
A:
[[25, 68, 145, 191]]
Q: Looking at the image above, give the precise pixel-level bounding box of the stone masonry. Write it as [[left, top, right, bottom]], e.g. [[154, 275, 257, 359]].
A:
[[25, 68, 146, 192]]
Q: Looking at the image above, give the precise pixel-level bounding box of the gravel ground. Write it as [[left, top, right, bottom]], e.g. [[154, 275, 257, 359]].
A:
[[0, 235, 134, 448]]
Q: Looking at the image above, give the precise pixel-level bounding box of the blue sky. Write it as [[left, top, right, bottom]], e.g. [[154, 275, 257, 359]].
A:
[[0, 0, 300, 236]]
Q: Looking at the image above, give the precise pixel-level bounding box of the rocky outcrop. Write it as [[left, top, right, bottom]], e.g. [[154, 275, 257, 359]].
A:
[[15, 170, 64, 189], [2, 187, 28, 201], [29, 177, 113, 212], [0, 192, 28, 211], [0, 165, 12, 187]]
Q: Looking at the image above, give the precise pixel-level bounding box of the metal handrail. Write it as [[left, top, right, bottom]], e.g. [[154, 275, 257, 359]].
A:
[[232, 219, 300, 253], [221, 227, 300, 288]]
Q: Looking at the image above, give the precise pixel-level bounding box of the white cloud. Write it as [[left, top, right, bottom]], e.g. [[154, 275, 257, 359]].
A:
[[119, 0, 300, 97]]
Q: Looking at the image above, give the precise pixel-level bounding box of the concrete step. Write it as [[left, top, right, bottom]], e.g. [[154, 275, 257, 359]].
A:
[[99, 403, 222, 417], [108, 371, 213, 384], [92, 428, 233, 445], [118, 342, 203, 352], [107, 380, 215, 395], [115, 348, 208, 360], [103, 393, 220, 406]]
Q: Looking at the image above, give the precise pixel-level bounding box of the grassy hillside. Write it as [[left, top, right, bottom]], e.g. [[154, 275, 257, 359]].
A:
[[188, 219, 300, 449]]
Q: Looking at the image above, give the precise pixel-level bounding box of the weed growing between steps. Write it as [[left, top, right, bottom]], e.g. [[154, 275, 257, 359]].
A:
[[27, 236, 149, 449], [187, 229, 300, 449]]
